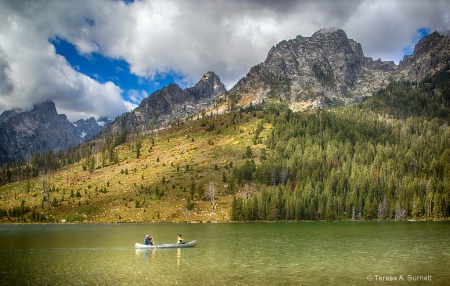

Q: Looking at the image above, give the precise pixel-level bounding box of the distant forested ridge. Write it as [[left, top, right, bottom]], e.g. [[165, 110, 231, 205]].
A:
[[231, 68, 450, 221]]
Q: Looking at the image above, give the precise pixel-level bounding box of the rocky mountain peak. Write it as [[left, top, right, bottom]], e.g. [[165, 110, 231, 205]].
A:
[[0, 101, 77, 163], [32, 100, 58, 115], [311, 27, 348, 39], [191, 71, 227, 100], [200, 71, 217, 81], [0, 100, 111, 163], [413, 31, 445, 56], [102, 71, 228, 135], [228, 27, 450, 111], [398, 31, 450, 80], [230, 27, 364, 108]]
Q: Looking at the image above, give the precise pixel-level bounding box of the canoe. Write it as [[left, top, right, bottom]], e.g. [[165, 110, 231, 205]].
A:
[[135, 240, 197, 249]]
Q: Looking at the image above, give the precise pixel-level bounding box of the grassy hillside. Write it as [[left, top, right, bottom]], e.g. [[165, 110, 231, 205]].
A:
[[0, 108, 271, 223]]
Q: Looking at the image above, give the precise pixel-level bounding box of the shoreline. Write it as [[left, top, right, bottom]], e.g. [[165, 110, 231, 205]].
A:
[[1, 218, 449, 225]]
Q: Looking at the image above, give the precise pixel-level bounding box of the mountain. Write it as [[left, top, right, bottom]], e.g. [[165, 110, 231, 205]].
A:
[[98, 29, 449, 139], [73, 116, 112, 140], [399, 31, 450, 80], [1, 28, 449, 223], [0, 101, 110, 163], [2, 29, 448, 164], [0, 71, 225, 164], [227, 28, 450, 110], [102, 71, 227, 135]]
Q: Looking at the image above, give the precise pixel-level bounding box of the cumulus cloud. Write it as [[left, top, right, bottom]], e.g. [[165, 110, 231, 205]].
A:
[[0, 48, 14, 95], [0, 0, 131, 121], [0, 0, 449, 121], [342, 0, 450, 62]]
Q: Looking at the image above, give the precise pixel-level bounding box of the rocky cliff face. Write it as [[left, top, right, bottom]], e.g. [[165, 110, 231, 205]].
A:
[[103, 71, 227, 135], [228, 28, 366, 109], [0, 101, 109, 163], [228, 28, 450, 110], [399, 31, 450, 80]]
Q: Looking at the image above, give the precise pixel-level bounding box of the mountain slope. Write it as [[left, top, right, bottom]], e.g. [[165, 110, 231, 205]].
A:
[[1, 68, 449, 222], [0, 101, 110, 163], [227, 28, 450, 111], [102, 71, 227, 135]]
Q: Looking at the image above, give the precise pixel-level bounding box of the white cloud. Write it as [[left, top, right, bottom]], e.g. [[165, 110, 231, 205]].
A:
[[0, 0, 132, 121], [342, 0, 450, 62], [52, 0, 448, 85], [127, 89, 148, 105], [0, 0, 449, 120]]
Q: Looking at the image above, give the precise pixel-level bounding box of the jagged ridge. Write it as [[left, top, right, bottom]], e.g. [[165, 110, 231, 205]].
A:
[[0, 101, 110, 163], [102, 71, 227, 135], [228, 28, 450, 110], [2, 28, 449, 163]]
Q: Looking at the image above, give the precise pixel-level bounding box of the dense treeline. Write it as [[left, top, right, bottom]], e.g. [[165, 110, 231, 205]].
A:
[[231, 73, 450, 221]]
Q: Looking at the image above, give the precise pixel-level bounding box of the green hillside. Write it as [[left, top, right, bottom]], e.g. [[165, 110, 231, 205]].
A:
[[0, 109, 271, 223], [1, 68, 449, 223]]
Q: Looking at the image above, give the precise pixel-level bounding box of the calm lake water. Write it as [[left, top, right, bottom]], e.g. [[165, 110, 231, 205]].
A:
[[0, 222, 449, 285]]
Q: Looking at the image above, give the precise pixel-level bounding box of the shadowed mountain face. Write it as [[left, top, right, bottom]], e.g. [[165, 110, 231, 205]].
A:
[[0, 101, 110, 163]]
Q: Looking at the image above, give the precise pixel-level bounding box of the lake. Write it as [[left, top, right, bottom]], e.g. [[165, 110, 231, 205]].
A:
[[0, 222, 449, 285]]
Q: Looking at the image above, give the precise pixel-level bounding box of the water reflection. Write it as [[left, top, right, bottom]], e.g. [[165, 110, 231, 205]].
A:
[[177, 248, 181, 267], [135, 248, 156, 260], [135, 247, 183, 267]]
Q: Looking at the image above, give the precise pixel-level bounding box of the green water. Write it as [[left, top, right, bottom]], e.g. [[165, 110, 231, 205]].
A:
[[0, 222, 448, 285]]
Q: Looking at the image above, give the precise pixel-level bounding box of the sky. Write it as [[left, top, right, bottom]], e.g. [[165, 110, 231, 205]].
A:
[[0, 0, 449, 121]]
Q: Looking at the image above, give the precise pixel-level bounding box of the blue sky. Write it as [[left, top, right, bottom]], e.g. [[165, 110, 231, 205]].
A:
[[402, 27, 432, 56], [0, 0, 448, 121], [51, 37, 187, 106]]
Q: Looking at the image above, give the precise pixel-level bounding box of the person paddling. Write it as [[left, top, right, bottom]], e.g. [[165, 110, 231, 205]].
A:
[[176, 234, 185, 244], [144, 235, 154, 245]]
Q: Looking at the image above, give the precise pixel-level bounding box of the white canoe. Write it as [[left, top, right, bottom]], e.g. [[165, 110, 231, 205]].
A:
[[135, 240, 197, 249]]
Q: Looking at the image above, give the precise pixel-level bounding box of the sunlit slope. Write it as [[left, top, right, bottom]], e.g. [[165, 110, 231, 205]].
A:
[[0, 108, 271, 223]]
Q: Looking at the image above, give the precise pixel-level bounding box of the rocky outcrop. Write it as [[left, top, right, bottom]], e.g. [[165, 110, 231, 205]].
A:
[[103, 71, 227, 135], [363, 57, 397, 72], [229, 28, 367, 109], [398, 31, 450, 80], [0, 101, 109, 163], [228, 28, 450, 110]]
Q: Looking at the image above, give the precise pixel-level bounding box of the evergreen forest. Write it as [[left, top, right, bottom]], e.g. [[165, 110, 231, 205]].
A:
[[230, 67, 450, 221]]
